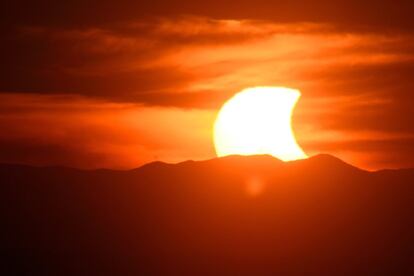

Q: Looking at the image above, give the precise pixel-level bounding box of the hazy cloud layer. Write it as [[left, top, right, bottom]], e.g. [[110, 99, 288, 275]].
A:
[[0, 94, 216, 169], [0, 7, 413, 169]]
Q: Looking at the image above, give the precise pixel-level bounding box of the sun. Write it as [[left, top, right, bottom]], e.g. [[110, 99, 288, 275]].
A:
[[213, 87, 307, 161]]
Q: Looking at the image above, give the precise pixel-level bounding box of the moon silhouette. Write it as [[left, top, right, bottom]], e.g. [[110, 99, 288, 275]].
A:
[[213, 87, 307, 161]]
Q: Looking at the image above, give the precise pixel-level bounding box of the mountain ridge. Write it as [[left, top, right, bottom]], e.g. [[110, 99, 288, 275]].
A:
[[1, 153, 410, 173], [0, 153, 413, 275]]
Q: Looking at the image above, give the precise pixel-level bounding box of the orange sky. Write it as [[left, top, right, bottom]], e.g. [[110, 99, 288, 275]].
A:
[[0, 4, 413, 170]]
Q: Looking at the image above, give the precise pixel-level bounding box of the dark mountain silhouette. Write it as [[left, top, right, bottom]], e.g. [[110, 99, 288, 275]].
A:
[[0, 154, 413, 275]]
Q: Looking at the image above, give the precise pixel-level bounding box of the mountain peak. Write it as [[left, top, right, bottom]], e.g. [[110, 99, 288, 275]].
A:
[[309, 153, 348, 164], [288, 153, 364, 174]]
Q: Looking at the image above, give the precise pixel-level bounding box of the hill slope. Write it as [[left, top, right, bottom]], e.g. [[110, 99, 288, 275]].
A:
[[0, 155, 413, 275]]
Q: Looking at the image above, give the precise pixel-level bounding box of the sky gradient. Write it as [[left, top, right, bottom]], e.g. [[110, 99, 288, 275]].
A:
[[1, 1, 413, 169]]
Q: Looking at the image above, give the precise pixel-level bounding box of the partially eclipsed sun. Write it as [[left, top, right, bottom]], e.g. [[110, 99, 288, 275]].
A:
[[214, 87, 307, 161]]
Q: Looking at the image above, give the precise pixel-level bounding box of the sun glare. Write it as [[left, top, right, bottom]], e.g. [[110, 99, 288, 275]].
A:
[[214, 87, 307, 161]]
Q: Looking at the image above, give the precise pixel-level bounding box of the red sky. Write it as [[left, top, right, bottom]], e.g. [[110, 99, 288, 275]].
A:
[[0, 1, 413, 169]]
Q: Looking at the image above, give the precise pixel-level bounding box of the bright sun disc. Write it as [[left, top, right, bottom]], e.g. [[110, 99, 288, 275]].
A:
[[213, 87, 307, 161]]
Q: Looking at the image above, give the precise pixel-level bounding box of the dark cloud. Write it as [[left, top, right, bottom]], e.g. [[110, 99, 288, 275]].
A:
[[2, 1, 414, 31], [1, 17, 413, 107], [0, 18, 280, 102], [0, 138, 111, 168]]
